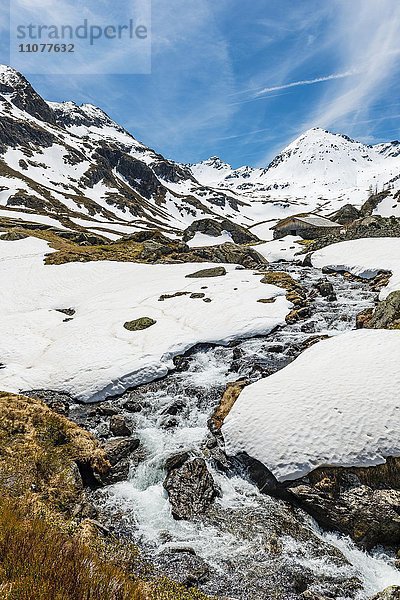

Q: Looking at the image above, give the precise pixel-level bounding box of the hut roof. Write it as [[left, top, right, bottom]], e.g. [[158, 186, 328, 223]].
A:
[[272, 213, 341, 230]]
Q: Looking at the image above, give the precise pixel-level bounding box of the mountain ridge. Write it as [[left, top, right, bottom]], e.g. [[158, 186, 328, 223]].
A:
[[1, 64, 400, 242]]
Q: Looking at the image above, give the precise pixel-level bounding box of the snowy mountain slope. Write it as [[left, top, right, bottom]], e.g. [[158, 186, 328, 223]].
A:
[[0, 65, 246, 239], [1, 64, 400, 241], [189, 129, 400, 222]]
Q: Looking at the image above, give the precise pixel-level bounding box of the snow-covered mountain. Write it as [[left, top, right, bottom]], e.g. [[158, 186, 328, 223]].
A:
[[190, 129, 400, 231], [0, 65, 247, 240], [1, 64, 400, 242]]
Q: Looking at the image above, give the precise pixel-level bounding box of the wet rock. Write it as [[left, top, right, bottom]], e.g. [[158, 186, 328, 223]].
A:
[[172, 355, 191, 372], [285, 306, 311, 323], [159, 416, 179, 429], [268, 344, 285, 353], [102, 460, 130, 484], [356, 307, 374, 329], [23, 389, 72, 416], [185, 266, 227, 278], [286, 459, 400, 549], [233, 452, 297, 503], [302, 252, 313, 267], [103, 437, 140, 465], [165, 451, 191, 472], [164, 456, 219, 520], [370, 271, 393, 292], [109, 414, 132, 437], [156, 550, 210, 587], [123, 317, 156, 331], [98, 403, 119, 416], [300, 335, 330, 351], [315, 278, 337, 301], [161, 400, 185, 416], [102, 437, 142, 484], [362, 291, 400, 329], [371, 586, 400, 599], [122, 399, 146, 412]]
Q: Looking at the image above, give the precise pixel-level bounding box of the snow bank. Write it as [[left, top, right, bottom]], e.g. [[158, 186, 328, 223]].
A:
[[186, 231, 233, 248], [253, 235, 303, 262], [223, 330, 400, 482], [0, 237, 291, 402], [311, 237, 400, 299]]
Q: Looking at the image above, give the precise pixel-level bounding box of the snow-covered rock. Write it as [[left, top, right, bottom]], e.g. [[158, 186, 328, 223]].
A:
[[311, 238, 400, 299], [222, 329, 400, 482], [0, 237, 291, 402]]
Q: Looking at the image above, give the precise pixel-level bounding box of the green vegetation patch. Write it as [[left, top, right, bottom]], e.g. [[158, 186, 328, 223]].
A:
[[124, 317, 157, 331]]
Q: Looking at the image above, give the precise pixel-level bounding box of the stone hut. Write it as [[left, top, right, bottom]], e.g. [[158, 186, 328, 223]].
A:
[[271, 214, 342, 240]]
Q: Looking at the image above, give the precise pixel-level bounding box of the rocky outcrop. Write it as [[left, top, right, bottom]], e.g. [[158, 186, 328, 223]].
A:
[[285, 459, 400, 549], [299, 215, 400, 254], [186, 266, 227, 278], [183, 218, 260, 245], [360, 191, 392, 217], [329, 204, 360, 225], [163, 455, 219, 520], [188, 242, 267, 269], [358, 291, 400, 329], [372, 586, 400, 599], [102, 436, 142, 484], [123, 317, 156, 331], [0, 68, 56, 125]]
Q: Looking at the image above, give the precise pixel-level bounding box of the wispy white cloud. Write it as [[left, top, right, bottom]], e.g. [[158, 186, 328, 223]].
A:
[[305, 0, 400, 133], [254, 70, 360, 96], [255, 0, 400, 165]]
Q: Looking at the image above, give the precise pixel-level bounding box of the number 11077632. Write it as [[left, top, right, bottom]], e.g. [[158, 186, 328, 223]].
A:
[[18, 43, 75, 53]]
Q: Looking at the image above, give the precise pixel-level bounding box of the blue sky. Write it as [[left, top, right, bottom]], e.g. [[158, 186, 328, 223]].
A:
[[1, 0, 400, 167]]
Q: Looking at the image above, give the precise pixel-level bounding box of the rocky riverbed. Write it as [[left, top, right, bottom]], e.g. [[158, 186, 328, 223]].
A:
[[27, 263, 400, 600]]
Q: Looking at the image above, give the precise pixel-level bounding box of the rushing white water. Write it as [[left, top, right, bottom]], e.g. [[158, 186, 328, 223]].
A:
[[321, 529, 400, 598], [91, 265, 400, 599]]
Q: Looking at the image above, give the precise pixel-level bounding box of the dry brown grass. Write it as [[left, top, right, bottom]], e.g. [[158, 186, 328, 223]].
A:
[[0, 227, 144, 265], [0, 393, 214, 599], [0, 392, 109, 512], [211, 380, 248, 431], [0, 497, 147, 600]]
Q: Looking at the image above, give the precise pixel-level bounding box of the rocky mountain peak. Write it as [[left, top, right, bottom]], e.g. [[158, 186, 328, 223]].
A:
[[0, 64, 56, 125]]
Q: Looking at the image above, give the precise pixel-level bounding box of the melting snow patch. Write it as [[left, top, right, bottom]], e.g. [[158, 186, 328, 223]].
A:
[[223, 329, 400, 481], [311, 237, 400, 299], [0, 237, 290, 402], [253, 235, 303, 262], [186, 231, 233, 247]]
